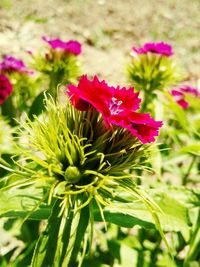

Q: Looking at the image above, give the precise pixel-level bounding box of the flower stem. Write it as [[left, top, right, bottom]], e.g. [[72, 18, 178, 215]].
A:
[[1, 96, 16, 126], [31, 196, 90, 267], [182, 155, 196, 185], [141, 89, 152, 112], [49, 69, 65, 99]]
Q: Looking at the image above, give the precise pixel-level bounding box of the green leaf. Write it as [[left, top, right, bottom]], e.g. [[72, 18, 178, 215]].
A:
[[68, 205, 90, 267], [31, 199, 62, 267], [153, 191, 191, 234], [95, 187, 192, 236], [94, 208, 154, 229], [0, 186, 46, 217], [179, 144, 200, 156], [1, 96, 16, 126], [184, 210, 200, 264], [108, 240, 138, 267], [0, 208, 51, 220], [57, 200, 90, 267], [164, 91, 189, 131], [32, 197, 90, 267], [29, 91, 45, 120]]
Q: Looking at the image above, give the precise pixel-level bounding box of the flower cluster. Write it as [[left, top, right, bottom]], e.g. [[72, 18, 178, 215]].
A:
[[132, 42, 173, 57], [67, 75, 162, 143], [171, 85, 200, 109], [0, 55, 32, 74], [42, 36, 82, 56], [0, 74, 13, 104]]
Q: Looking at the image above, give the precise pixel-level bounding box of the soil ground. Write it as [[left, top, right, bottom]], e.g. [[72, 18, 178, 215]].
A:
[[0, 0, 200, 85]]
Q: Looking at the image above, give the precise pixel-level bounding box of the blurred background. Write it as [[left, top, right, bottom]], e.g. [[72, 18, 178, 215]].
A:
[[0, 0, 199, 84]]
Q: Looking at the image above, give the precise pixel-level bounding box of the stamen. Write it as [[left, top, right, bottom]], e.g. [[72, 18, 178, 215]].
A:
[[109, 97, 123, 115]]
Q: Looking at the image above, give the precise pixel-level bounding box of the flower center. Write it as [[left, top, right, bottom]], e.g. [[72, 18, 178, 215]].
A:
[[109, 97, 123, 115]]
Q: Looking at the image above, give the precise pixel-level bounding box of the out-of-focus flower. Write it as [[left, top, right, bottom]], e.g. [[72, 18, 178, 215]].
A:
[[128, 42, 181, 102], [67, 75, 162, 143], [42, 36, 82, 56], [171, 90, 188, 109], [180, 85, 200, 97], [0, 74, 13, 104], [0, 55, 33, 74], [171, 85, 200, 109], [132, 42, 173, 57]]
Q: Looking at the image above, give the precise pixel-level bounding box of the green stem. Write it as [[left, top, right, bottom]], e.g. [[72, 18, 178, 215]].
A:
[[61, 197, 90, 267], [184, 210, 200, 265], [141, 90, 152, 112], [1, 96, 16, 126], [31, 199, 63, 267], [182, 155, 196, 185], [48, 69, 65, 100], [31, 196, 90, 267], [141, 57, 163, 112]]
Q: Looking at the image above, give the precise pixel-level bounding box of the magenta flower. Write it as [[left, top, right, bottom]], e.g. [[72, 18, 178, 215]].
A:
[[42, 36, 81, 56], [0, 74, 13, 105], [0, 55, 32, 74], [171, 90, 188, 109], [171, 85, 200, 109], [68, 75, 141, 117], [67, 75, 162, 143], [132, 42, 173, 57], [180, 85, 200, 97], [109, 112, 163, 144]]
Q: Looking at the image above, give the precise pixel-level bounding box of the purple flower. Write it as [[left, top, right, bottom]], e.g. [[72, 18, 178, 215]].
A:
[[171, 85, 200, 109], [42, 36, 82, 56], [132, 42, 173, 57], [0, 55, 32, 74], [0, 74, 13, 105]]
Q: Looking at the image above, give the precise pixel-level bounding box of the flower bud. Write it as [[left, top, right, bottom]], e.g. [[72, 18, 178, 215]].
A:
[[64, 166, 81, 184]]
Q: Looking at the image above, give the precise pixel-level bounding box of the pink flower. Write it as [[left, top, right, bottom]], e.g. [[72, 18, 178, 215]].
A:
[[0, 74, 13, 105], [0, 55, 32, 74], [132, 42, 173, 57], [171, 86, 200, 109], [109, 112, 163, 144], [180, 85, 200, 97], [171, 90, 188, 109], [67, 75, 162, 143], [68, 75, 141, 116], [42, 36, 81, 56]]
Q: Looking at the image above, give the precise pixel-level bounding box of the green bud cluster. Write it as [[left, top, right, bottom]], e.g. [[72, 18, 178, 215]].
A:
[[64, 166, 81, 183]]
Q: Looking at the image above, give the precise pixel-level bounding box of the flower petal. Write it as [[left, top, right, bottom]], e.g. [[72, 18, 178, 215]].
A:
[[0, 55, 32, 74], [132, 42, 173, 57], [109, 112, 163, 144], [42, 36, 81, 55], [0, 74, 13, 104]]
